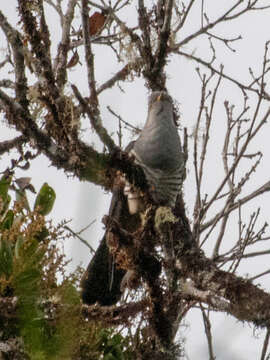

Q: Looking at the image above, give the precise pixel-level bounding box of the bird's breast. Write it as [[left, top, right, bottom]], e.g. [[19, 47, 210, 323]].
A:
[[133, 123, 182, 171]]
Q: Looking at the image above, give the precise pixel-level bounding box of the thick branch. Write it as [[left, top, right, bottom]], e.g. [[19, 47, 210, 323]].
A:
[[17, 0, 70, 140], [180, 247, 270, 327], [153, 0, 173, 74], [81, 299, 148, 326], [0, 10, 29, 108], [17, 1, 59, 101], [54, 0, 77, 89], [138, 0, 154, 72], [0, 88, 108, 186]]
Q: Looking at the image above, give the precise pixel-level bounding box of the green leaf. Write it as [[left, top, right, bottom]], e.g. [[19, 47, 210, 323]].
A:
[[34, 183, 56, 216], [0, 175, 11, 201], [1, 210, 14, 230], [0, 238, 13, 277], [0, 176, 11, 214], [103, 354, 117, 360], [35, 226, 49, 242], [15, 235, 24, 259], [16, 189, 31, 212]]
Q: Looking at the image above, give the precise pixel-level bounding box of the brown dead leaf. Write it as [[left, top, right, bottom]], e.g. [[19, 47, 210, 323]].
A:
[[89, 12, 106, 36], [67, 50, 79, 68]]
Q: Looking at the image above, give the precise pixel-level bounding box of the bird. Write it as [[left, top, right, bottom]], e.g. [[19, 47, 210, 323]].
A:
[[81, 91, 185, 306], [124, 91, 184, 212]]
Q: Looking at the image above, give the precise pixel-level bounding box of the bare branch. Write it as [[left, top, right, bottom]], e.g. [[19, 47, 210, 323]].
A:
[[71, 84, 116, 151], [81, 299, 148, 326], [64, 225, 96, 255], [260, 328, 270, 360], [45, 0, 64, 25], [179, 249, 270, 327], [0, 10, 29, 108], [97, 59, 143, 94], [202, 106, 269, 219], [81, 0, 98, 99], [207, 32, 242, 53], [107, 105, 141, 135], [192, 73, 210, 240], [202, 181, 270, 232], [200, 305, 215, 360], [0, 88, 108, 186], [80, 0, 116, 153], [174, 0, 244, 48], [251, 269, 270, 282], [0, 136, 27, 156], [175, 50, 270, 100], [54, 0, 77, 89], [193, 71, 222, 242], [173, 0, 196, 32]]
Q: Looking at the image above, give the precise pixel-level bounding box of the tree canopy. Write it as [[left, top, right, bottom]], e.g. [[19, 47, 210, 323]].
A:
[[1, 0, 270, 359]]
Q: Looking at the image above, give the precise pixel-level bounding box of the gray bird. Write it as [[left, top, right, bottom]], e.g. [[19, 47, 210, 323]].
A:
[[81, 91, 185, 306], [124, 91, 184, 213]]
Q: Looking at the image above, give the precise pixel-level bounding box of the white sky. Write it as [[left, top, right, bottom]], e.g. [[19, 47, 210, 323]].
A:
[[1, 1, 270, 358]]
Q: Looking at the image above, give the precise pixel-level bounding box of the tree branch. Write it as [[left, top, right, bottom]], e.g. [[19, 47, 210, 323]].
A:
[[0, 88, 109, 186], [54, 0, 77, 89], [71, 84, 116, 152], [179, 247, 270, 327], [97, 59, 143, 94], [0, 136, 27, 155], [201, 180, 270, 232], [81, 299, 149, 326], [81, 0, 116, 153], [175, 50, 270, 100], [174, 1, 252, 48], [0, 10, 29, 108]]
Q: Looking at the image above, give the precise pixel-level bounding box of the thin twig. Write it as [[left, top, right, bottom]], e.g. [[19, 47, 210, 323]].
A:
[[175, 50, 270, 101], [174, 1, 252, 49], [64, 225, 96, 254], [250, 269, 270, 282], [260, 328, 270, 360], [71, 84, 116, 151], [200, 305, 215, 360], [107, 105, 141, 134], [201, 181, 270, 232]]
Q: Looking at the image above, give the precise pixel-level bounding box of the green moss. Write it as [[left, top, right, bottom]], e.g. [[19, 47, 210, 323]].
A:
[[154, 206, 177, 233], [79, 152, 109, 186]]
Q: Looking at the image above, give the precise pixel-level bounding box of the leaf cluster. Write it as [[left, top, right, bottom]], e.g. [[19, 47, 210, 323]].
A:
[[0, 177, 132, 359]]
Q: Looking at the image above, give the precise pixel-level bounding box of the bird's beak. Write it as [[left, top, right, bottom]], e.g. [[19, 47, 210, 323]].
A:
[[157, 94, 162, 102]]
